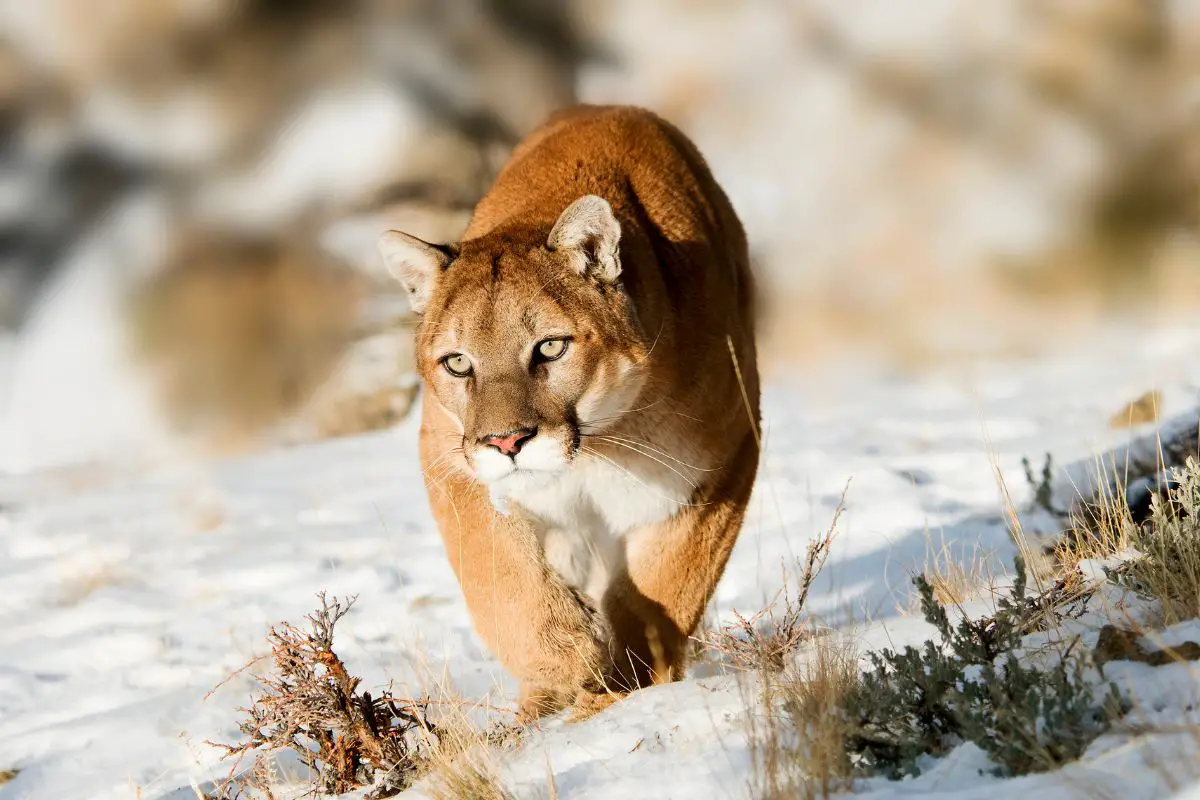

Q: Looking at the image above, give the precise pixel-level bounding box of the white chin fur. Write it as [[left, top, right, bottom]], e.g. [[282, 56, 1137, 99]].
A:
[[473, 435, 569, 514], [473, 447, 516, 484]]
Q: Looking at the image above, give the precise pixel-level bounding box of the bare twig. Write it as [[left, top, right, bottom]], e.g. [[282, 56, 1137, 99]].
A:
[[699, 482, 849, 671]]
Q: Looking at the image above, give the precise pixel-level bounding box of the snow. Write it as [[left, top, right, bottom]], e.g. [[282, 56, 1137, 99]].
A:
[[3, 322, 1200, 798]]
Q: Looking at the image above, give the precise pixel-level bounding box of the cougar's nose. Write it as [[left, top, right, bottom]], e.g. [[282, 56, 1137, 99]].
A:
[[480, 427, 537, 457]]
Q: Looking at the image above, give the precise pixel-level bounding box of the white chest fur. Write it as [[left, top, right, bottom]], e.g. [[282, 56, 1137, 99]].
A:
[[506, 454, 693, 601]]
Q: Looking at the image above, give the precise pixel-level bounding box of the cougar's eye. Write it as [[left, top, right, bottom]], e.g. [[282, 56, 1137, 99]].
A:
[[535, 338, 569, 362], [442, 353, 472, 377]]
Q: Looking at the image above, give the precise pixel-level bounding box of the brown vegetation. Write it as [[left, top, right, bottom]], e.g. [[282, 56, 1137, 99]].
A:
[[212, 595, 440, 798], [213, 594, 526, 799], [747, 634, 858, 800], [699, 497, 842, 672]]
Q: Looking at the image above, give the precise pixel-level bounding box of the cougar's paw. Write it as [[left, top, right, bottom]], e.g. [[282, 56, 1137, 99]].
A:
[[516, 681, 573, 724], [568, 689, 625, 722]]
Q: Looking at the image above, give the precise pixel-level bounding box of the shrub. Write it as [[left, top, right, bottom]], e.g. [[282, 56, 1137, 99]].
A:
[[1022, 453, 1057, 515], [212, 595, 439, 798], [701, 527, 837, 673], [1114, 457, 1200, 623], [842, 559, 1124, 778]]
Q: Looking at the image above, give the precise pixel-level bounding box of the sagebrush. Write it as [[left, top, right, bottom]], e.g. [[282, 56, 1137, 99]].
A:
[[842, 558, 1125, 778]]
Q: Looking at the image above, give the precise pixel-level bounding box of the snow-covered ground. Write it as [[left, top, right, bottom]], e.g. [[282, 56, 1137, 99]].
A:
[[3, 322, 1200, 799]]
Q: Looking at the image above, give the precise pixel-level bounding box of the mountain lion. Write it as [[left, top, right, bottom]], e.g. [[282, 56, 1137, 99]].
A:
[[378, 104, 759, 719]]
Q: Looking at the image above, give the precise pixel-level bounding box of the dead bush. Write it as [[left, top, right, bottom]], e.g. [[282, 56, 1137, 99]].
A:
[[211, 594, 439, 798]]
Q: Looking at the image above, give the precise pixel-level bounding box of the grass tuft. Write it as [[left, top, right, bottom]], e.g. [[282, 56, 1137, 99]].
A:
[[747, 633, 859, 800], [1115, 457, 1200, 623], [427, 757, 516, 800]]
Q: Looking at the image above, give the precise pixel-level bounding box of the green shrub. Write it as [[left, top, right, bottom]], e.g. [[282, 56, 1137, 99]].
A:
[[1023, 453, 1057, 515], [842, 558, 1124, 778]]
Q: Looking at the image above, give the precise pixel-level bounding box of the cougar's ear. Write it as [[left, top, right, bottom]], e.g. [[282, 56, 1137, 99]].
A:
[[547, 195, 621, 283], [377, 231, 456, 313]]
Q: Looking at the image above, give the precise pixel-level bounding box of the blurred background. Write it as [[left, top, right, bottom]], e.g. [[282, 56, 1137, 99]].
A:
[[0, 0, 1198, 474]]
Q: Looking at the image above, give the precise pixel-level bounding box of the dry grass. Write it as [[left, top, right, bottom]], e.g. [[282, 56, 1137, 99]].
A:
[[1055, 479, 1137, 572], [413, 693, 522, 800], [1046, 443, 1200, 633], [1051, 432, 1200, 591], [714, 489, 856, 798], [1120, 459, 1200, 624], [922, 534, 996, 608], [783, 638, 859, 798], [699, 486, 846, 672], [427, 757, 516, 800], [746, 634, 858, 800]]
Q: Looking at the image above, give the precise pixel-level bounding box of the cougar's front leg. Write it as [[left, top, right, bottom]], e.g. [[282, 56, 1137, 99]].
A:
[[602, 432, 759, 691], [426, 469, 613, 718]]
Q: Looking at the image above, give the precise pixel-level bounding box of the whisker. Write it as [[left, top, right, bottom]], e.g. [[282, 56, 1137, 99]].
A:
[[422, 447, 464, 475], [421, 461, 466, 529], [422, 447, 468, 494], [580, 399, 665, 427], [579, 446, 708, 508], [579, 397, 704, 430], [589, 434, 718, 473], [423, 464, 458, 489], [642, 320, 666, 360], [586, 437, 702, 490]]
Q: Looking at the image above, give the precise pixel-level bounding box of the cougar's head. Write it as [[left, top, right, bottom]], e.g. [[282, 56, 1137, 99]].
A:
[[379, 195, 649, 500]]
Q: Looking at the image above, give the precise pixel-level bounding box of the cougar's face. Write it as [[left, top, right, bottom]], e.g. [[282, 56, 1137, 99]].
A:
[[416, 239, 647, 498]]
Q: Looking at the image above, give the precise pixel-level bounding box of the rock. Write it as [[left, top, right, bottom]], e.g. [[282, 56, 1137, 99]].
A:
[[1109, 390, 1162, 429], [1093, 624, 1200, 668]]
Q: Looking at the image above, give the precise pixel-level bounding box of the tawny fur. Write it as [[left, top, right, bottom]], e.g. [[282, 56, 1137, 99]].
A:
[[379, 105, 759, 720]]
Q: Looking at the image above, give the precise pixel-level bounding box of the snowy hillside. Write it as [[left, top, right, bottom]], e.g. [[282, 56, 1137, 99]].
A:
[[4, 2, 1200, 797], [2, 321, 1200, 799]]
